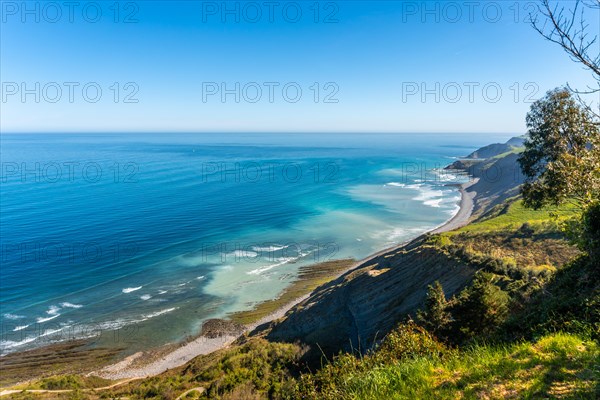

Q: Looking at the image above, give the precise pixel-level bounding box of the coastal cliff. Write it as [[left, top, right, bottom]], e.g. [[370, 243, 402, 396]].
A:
[[446, 136, 526, 218], [264, 138, 530, 354]]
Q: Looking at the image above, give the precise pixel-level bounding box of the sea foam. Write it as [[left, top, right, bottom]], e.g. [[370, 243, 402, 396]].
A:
[[60, 302, 83, 309], [13, 325, 30, 331], [122, 286, 142, 293], [247, 257, 297, 275], [3, 313, 24, 320], [36, 314, 60, 323]]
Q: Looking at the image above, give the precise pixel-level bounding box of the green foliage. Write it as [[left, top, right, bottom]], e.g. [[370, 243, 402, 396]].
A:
[[372, 322, 447, 364], [131, 375, 186, 400], [416, 281, 452, 336], [39, 375, 84, 390], [176, 338, 300, 399], [198, 339, 300, 398], [566, 201, 600, 265], [425, 234, 451, 247], [451, 273, 510, 341], [294, 331, 599, 399], [294, 322, 448, 399], [503, 255, 600, 342], [518, 87, 600, 210]]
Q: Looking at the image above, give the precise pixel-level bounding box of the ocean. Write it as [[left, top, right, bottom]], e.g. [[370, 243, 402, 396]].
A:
[[0, 132, 511, 354]]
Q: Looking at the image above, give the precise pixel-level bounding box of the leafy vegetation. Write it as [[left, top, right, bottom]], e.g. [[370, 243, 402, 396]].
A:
[[295, 330, 598, 400], [518, 88, 599, 210]]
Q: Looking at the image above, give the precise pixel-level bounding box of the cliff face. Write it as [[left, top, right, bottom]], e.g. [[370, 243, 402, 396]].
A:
[[264, 138, 527, 355], [463, 153, 526, 218], [461, 136, 524, 159], [266, 238, 476, 355], [448, 138, 526, 218]]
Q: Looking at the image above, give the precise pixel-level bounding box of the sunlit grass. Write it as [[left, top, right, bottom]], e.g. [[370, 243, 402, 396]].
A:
[[312, 333, 599, 400], [451, 200, 579, 234]]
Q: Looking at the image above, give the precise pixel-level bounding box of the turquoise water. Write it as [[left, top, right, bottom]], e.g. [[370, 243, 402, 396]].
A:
[[0, 133, 510, 354]]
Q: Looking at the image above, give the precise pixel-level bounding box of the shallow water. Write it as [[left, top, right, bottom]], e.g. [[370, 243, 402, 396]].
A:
[[0, 132, 511, 354]]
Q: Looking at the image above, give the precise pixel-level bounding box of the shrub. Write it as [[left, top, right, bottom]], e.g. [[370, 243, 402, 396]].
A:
[[451, 273, 510, 340], [416, 281, 452, 337], [39, 375, 84, 390]]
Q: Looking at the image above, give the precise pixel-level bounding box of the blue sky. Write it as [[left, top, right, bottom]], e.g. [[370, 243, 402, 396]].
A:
[[1, 1, 598, 133]]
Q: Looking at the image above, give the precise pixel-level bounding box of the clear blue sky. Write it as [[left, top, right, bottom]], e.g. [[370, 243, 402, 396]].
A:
[[1, 1, 597, 133]]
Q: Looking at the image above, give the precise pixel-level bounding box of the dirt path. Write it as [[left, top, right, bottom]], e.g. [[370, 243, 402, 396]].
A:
[[175, 386, 205, 399]]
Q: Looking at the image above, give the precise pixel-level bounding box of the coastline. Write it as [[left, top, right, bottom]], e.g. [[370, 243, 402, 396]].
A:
[[0, 179, 476, 386], [94, 179, 477, 380]]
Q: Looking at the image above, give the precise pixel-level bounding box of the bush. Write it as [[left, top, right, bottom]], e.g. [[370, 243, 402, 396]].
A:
[[416, 281, 452, 337], [451, 273, 510, 341], [39, 375, 83, 390], [502, 255, 600, 341], [519, 222, 535, 237], [193, 339, 302, 399], [293, 322, 448, 399]]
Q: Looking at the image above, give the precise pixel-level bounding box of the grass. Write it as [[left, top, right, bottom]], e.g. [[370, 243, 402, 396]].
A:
[[425, 198, 581, 274], [8, 330, 598, 400], [449, 199, 579, 234], [26, 375, 112, 391], [489, 146, 524, 160], [299, 332, 599, 399], [228, 259, 354, 325]]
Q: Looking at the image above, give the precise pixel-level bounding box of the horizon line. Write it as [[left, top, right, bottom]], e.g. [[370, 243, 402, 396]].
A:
[[0, 130, 523, 135]]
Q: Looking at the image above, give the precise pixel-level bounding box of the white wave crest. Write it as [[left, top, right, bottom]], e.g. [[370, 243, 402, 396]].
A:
[[60, 302, 83, 309], [143, 307, 177, 319], [424, 199, 443, 208], [247, 257, 297, 275], [47, 305, 61, 315], [37, 314, 60, 323], [251, 245, 288, 252], [384, 182, 406, 187], [228, 250, 259, 258], [122, 286, 142, 293], [13, 325, 30, 331]]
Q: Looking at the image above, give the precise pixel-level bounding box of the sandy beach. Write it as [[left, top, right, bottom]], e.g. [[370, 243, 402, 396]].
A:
[[95, 179, 477, 380]]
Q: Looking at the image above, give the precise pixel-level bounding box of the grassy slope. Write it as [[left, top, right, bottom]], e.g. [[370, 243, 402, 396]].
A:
[[300, 332, 599, 400], [449, 199, 578, 234], [8, 332, 597, 399]]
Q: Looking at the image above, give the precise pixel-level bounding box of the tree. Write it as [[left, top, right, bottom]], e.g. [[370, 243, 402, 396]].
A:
[[453, 273, 510, 338], [530, 0, 600, 117], [417, 281, 452, 336], [529, 1, 600, 263], [518, 88, 600, 210]]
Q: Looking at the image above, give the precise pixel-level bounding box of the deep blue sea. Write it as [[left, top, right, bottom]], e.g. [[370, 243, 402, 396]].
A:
[[0, 133, 512, 354]]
